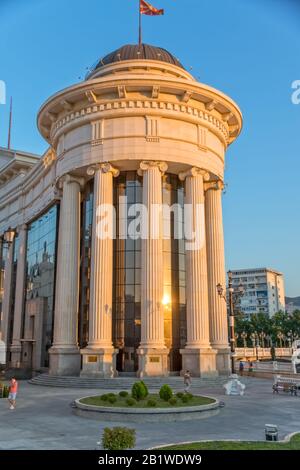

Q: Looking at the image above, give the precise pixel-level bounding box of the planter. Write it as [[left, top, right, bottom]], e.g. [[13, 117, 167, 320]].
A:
[[74, 396, 220, 423]]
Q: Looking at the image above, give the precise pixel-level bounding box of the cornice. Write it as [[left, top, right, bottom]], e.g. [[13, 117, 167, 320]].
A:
[[49, 99, 230, 148], [38, 75, 242, 146]]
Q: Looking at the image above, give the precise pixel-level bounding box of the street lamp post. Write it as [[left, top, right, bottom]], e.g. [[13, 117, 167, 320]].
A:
[[217, 271, 246, 395]]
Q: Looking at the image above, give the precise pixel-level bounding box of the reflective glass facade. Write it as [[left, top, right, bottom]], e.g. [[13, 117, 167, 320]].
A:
[[112, 172, 187, 372], [78, 182, 94, 348], [24, 205, 58, 367], [113, 172, 142, 372], [162, 174, 187, 371]]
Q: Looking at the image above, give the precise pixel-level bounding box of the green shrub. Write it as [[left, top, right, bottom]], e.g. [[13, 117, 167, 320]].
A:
[[119, 391, 129, 398], [126, 398, 137, 407], [140, 381, 149, 398], [107, 393, 116, 398], [101, 394, 109, 401], [169, 397, 177, 406], [186, 393, 193, 400], [102, 427, 136, 450], [181, 395, 189, 404], [147, 398, 157, 407], [176, 392, 184, 399], [2, 386, 9, 399], [108, 396, 117, 404], [159, 384, 173, 401], [131, 381, 148, 401]]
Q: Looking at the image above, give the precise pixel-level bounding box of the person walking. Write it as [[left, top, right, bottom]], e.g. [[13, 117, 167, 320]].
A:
[[8, 377, 18, 410], [183, 370, 191, 393], [239, 361, 244, 376], [248, 361, 254, 376]]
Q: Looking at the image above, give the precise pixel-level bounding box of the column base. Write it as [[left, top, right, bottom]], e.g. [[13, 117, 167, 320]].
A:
[[9, 344, 22, 368], [49, 347, 81, 376], [80, 347, 118, 378], [213, 346, 231, 375], [180, 347, 218, 378], [137, 347, 169, 378]]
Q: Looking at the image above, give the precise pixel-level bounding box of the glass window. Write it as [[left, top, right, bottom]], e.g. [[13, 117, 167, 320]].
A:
[[24, 205, 58, 368]]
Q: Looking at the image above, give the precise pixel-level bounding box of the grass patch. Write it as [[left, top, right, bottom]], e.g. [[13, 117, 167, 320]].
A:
[[160, 434, 300, 450], [80, 394, 215, 409]]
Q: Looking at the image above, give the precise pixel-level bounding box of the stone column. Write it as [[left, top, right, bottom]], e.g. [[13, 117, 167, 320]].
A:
[[10, 224, 28, 368], [205, 180, 230, 374], [179, 167, 217, 377], [0, 231, 15, 364], [81, 163, 119, 377], [49, 174, 84, 376], [137, 161, 169, 377]]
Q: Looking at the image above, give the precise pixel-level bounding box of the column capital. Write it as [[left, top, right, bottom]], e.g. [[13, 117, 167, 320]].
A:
[[16, 224, 28, 234], [179, 167, 210, 182], [137, 161, 168, 176], [204, 179, 225, 192], [87, 163, 120, 178], [57, 173, 85, 190]]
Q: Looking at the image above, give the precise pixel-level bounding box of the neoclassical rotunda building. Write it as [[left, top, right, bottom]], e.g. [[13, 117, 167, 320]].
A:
[[0, 44, 242, 377]]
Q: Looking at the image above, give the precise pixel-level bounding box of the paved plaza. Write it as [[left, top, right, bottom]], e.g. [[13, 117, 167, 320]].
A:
[[0, 377, 299, 450]]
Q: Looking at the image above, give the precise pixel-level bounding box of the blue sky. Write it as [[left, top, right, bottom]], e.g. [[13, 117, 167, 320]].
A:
[[0, 0, 299, 296]]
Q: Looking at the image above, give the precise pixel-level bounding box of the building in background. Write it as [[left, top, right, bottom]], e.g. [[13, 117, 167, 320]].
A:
[[231, 268, 285, 318], [286, 297, 300, 314]]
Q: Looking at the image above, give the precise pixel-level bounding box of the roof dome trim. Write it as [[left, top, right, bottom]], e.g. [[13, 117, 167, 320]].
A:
[[87, 43, 185, 78]]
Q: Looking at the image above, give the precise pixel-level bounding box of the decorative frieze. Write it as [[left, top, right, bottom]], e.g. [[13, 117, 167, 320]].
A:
[[145, 116, 160, 142], [91, 119, 104, 146], [51, 99, 230, 145]]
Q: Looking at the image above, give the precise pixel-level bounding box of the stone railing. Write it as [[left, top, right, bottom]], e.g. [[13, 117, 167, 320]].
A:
[[235, 347, 293, 360]]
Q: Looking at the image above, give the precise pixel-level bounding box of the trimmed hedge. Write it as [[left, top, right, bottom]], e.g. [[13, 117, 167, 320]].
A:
[[131, 381, 148, 401], [102, 427, 136, 450], [126, 398, 137, 407], [119, 391, 129, 398], [147, 398, 157, 407], [169, 397, 177, 406], [159, 384, 173, 401]]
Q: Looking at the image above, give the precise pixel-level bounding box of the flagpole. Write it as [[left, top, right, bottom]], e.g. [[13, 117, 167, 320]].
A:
[[8, 97, 12, 150], [139, 0, 142, 45]]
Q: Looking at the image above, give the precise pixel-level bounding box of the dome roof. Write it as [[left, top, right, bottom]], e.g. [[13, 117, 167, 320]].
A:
[[88, 43, 185, 76]]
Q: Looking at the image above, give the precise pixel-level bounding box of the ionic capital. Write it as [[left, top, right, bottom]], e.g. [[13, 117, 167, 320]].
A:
[[137, 161, 168, 176], [87, 163, 120, 178], [57, 174, 85, 190], [16, 224, 28, 235], [204, 179, 225, 192], [179, 167, 210, 182]]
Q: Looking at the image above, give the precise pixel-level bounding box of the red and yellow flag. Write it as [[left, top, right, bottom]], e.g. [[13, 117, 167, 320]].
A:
[[140, 0, 164, 16]]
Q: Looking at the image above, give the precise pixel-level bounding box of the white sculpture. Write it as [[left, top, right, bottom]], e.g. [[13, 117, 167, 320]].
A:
[[224, 374, 246, 396]]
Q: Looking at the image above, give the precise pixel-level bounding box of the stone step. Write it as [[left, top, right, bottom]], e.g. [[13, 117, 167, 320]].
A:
[[29, 374, 228, 389]]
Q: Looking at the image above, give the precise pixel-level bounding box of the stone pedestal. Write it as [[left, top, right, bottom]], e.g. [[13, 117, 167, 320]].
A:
[[49, 175, 83, 376], [80, 164, 119, 377], [49, 347, 81, 377], [205, 181, 230, 375], [137, 162, 169, 377], [81, 348, 118, 378], [137, 348, 169, 378], [179, 168, 217, 377], [180, 348, 218, 378]]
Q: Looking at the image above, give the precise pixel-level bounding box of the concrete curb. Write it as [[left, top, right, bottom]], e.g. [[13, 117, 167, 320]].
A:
[[148, 431, 300, 449], [74, 395, 220, 422]]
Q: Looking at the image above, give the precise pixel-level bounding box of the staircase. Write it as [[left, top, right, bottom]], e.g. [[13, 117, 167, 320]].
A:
[[29, 374, 228, 390]]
